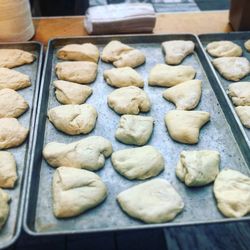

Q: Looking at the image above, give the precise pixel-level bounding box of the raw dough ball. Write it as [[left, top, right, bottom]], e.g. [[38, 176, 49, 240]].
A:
[[0, 49, 35, 68], [115, 115, 154, 145], [0, 88, 29, 118], [111, 145, 164, 180], [0, 68, 31, 90], [206, 41, 242, 57], [0, 118, 29, 149], [0, 151, 17, 188], [54, 80, 92, 105], [0, 188, 10, 230], [57, 43, 99, 63], [117, 179, 184, 223], [162, 40, 195, 65], [245, 40, 250, 52], [165, 110, 210, 144], [163, 80, 202, 110], [148, 64, 196, 87], [55, 61, 98, 84], [48, 104, 97, 135], [103, 67, 144, 88], [214, 169, 250, 218], [53, 167, 107, 218], [212, 57, 250, 81], [235, 106, 250, 128], [176, 150, 220, 187], [227, 82, 250, 106], [107, 86, 151, 115], [43, 136, 112, 171]]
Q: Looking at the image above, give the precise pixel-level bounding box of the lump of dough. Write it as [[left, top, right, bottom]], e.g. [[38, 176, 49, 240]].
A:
[[107, 86, 151, 115], [103, 67, 144, 88], [212, 57, 250, 81], [0, 88, 29, 118], [117, 179, 184, 223], [0, 49, 35, 68], [43, 136, 112, 171], [176, 150, 220, 187], [148, 64, 196, 87], [115, 115, 154, 145], [56, 43, 99, 63], [48, 104, 97, 135], [0, 68, 31, 90], [54, 80, 92, 105], [0, 118, 29, 149], [163, 80, 202, 110], [213, 169, 250, 218], [55, 61, 98, 84], [206, 41, 242, 57], [0, 188, 10, 230], [245, 40, 250, 52], [162, 40, 195, 65], [53, 167, 107, 218], [111, 145, 164, 180], [227, 82, 250, 106], [164, 110, 210, 144], [235, 106, 250, 128], [0, 151, 17, 188]]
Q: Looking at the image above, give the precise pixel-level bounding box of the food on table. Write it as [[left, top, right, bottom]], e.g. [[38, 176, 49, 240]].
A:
[[235, 106, 250, 128], [245, 40, 250, 52], [227, 82, 250, 106], [0, 188, 10, 230]]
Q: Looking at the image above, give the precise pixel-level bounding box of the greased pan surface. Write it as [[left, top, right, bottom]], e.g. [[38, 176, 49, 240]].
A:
[[25, 34, 249, 236]]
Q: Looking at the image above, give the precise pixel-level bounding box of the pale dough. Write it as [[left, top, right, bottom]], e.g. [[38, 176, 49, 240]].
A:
[[214, 169, 250, 218], [148, 64, 196, 87], [176, 150, 220, 187], [245, 40, 250, 52], [0, 188, 10, 230], [162, 80, 202, 110], [212, 57, 250, 81], [107, 86, 151, 115], [0, 118, 29, 149], [235, 106, 250, 128], [162, 40, 195, 65], [103, 67, 144, 88], [55, 61, 98, 84], [117, 179, 184, 223], [115, 115, 154, 145], [43, 136, 112, 171], [53, 167, 107, 218], [227, 82, 250, 106], [165, 110, 210, 144], [111, 145, 164, 180]]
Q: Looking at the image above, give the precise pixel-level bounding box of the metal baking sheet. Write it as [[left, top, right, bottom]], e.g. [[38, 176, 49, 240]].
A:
[[24, 34, 250, 236], [0, 42, 43, 248]]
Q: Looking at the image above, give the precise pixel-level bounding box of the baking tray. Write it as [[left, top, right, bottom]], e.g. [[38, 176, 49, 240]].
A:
[[0, 42, 43, 249], [24, 34, 250, 236]]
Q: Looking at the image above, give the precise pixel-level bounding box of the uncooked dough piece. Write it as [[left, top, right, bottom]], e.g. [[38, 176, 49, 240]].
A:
[[0, 188, 10, 230], [245, 40, 250, 52], [148, 64, 196, 87], [107, 86, 151, 115], [214, 169, 250, 218], [0, 118, 29, 149], [0, 49, 35, 68], [164, 110, 210, 144], [115, 115, 154, 145], [55, 61, 98, 84], [111, 145, 164, 180], [54, 80, 92, 105], [103, 67, 144, 88], [212, 57, 250, 81], [117, 179, 184, 223], [0, 67, 31, 90], [53, 167, 107, 218], [235, 106, 250, 128], [0, 151, 17, 188], [176, 150, 220, 187], [162, 40, 195, 65], [227, 82, 250, 106], [162, 80, 202, 110], [206, 41, 242, 57], [0, 88, 29, 118], [43, 136, 112, 171], [48, 104, 97, 135], [57, 43, 99, 63]]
